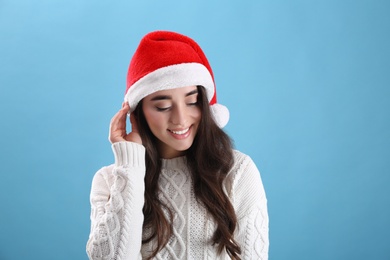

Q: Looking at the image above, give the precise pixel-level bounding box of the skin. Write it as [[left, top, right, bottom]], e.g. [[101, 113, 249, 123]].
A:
[[109, 85, 201, 159]]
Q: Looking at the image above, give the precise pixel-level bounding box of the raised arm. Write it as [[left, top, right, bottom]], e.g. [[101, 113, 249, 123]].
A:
[[87, 102, 145, 260]]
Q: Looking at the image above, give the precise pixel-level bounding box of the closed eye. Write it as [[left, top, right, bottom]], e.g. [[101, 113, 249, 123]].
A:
[[156, 106, 171, 111]]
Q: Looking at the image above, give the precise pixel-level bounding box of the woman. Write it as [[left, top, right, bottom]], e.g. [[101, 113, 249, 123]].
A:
[[86, 31, 268, 259]]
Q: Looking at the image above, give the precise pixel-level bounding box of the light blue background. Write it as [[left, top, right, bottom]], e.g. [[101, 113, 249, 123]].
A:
[[1, 1, 389, 259]]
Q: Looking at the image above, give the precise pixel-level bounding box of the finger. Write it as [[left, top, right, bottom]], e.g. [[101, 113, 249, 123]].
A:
[[109, 103, 130, 143], [110, 108, 126, 131], [115, 102, 130, 123], [122, 101, 131, 111]]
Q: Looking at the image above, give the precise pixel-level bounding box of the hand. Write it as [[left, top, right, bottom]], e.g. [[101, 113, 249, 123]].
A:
[[109, 102, 142, 145]]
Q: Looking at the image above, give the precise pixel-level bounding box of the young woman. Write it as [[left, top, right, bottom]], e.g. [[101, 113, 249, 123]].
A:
[[86, 31, 269, 260]]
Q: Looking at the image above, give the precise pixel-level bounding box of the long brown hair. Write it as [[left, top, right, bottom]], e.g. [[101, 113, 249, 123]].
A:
[[134, 86, 241, 259]]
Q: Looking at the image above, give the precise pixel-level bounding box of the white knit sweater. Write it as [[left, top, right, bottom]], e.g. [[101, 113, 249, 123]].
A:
[[86, 142, 268, 260]]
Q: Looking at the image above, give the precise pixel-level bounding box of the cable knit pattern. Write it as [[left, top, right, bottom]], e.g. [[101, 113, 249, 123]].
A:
[[87, 142, 269, 260]]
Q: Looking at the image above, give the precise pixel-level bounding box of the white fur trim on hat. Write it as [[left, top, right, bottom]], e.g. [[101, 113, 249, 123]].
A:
[[125, 63, 214, 112]]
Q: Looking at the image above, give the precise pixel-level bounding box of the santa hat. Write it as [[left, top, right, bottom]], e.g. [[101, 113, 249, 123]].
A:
[[124, 30, 229, 128]]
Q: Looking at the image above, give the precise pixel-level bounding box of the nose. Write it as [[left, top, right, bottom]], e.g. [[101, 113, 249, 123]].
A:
[[170, 104, 187, 126]]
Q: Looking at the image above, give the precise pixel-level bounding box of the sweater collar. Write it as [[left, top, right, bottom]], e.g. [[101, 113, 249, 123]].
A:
[[161, 156, 187, 170]]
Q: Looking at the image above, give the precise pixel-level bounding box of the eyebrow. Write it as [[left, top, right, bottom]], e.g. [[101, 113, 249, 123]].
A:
[[150, 89, 198, 101]]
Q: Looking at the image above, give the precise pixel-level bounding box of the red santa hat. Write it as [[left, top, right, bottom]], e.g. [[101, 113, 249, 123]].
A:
[[124, 30, 229, 128]]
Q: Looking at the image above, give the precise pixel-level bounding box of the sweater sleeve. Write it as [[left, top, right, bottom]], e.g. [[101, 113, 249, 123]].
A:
[[86, 142, 146, 260], [229, 152, 269, 260]]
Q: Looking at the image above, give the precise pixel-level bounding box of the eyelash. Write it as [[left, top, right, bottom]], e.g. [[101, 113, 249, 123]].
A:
[[156, 107, 170, 111], [156, 102, 198, 111]]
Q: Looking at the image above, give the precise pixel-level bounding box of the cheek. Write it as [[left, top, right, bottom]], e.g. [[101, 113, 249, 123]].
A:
[[192, 107, 202, 122], [143, 108, 165, 129]]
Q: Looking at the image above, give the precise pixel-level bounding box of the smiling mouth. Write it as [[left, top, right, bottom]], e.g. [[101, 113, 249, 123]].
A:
[[168, 127, 190, 135]]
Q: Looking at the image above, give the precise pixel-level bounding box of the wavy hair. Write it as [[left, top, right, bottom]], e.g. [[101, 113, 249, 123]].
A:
[[134, 86, 241, 259]]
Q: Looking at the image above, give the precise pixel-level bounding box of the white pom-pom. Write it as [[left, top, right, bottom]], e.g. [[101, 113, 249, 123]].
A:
[[210, 103, 229, 128]]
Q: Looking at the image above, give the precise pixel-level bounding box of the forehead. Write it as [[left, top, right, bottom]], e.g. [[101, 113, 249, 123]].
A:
[[146, 85, 198, 99]]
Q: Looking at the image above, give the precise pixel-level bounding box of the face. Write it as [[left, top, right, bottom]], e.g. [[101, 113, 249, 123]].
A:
[[142, 85, 201, 159]]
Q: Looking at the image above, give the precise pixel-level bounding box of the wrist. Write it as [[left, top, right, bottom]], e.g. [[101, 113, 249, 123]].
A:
[[112, 141, 146, 166], [124, 133, 143, 145], [109, 136, 126, 144]]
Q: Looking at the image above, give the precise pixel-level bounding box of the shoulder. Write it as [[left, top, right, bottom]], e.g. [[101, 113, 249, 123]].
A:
[[232, 149, 253, 164], [230, 150, 260, 179], [224, 150, 262, 191], [225, 150, 267, 216]]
